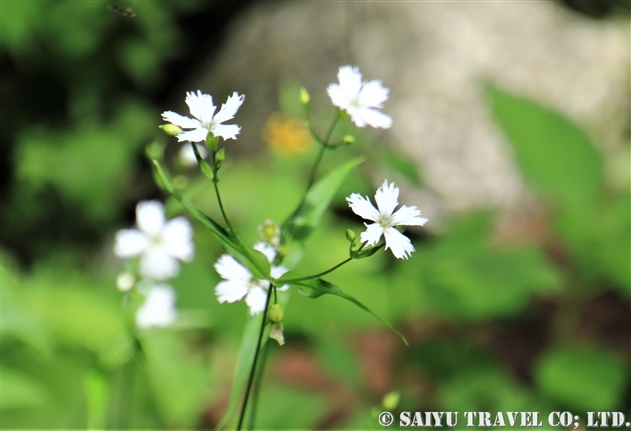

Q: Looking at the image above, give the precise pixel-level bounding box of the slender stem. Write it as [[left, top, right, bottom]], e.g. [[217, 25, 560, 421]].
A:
[[236, 286, 273, 431], [304, 115, 339, 190], [212, 178, 233, 232], [246, 343, 270, 431], [282, 257, 353, 283]]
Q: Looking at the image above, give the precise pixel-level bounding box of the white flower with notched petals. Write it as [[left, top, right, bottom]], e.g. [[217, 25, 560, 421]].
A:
[[214, 242, 289, 315], [327, 66, 392, 129], [162, 90, 245, 142], [114, 201, 194, 280], [135, 284, 177, 329], [346, 180, 428, 260]]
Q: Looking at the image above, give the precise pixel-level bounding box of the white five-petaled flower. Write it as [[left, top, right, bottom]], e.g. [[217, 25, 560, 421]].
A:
[[214, 242, 289, 316], [135, 284, 178, 329], [162, 90, 245, 142], [114, 201, 194, 280], [327, 65, 392, 129], [346, 180, 428, 260]]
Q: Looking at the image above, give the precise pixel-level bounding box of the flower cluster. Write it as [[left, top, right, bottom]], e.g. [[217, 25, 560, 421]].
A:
[[118, 65, 428, 340], [114, 201, 194, 329]]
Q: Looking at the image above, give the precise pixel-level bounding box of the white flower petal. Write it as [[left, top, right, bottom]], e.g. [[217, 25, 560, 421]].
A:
[[358, 80, 389, 108], [215, 280, 249, 304], [212, 92, 245, 124], [276, 283, 290, 291], [391, 205, 428, 227], [161, 111, 201, 130], [270, 265, 289, 280], [139, 249, 180, 280], [337, 65, 363, 100], [162, 217, 194, 262], [177, 127, 209, 143], [253, 241, 276, 264], [360, 222, 384, 246], [178, 143, 208, 166], [136, 284, 177, 329], [383, 227, 415, 260], [136, 201, 165, 236], [346, 193, 380, 222], [114, 228, 147, 258], [355, 108, 392, 129], [185, 90, 216, 123], [211, 124, 241, 140], [326, 83, 349, 109], [245, 285, 268, 315], [374, 180, 399, 217], [214, 254, 252, 282]]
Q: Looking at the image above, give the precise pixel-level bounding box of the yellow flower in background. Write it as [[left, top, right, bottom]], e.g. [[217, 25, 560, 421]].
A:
[[262, 112, 312, 154]]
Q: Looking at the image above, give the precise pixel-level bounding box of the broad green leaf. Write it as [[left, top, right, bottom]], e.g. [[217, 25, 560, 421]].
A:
[[382, 147, 422, 186], [216, 313, 268, 430], [419, 213, 561, 320], [488, 85, 603, 214], [152, 160, 270, 279], [282, 156, 365, 244], [292, 277, 408, 345], [535, 344, 627, 412]]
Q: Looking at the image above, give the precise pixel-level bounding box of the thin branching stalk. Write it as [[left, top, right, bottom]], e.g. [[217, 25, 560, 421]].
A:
[[236, 286, 274, 431]]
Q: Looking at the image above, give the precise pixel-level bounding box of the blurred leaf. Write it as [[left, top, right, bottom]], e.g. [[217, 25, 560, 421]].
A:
[[290, 276, 408, 345], [140, 331, 211, 428], [0, 368, 49, 409], [535, 344, 628, 412], [441, 368, 553, 429], [594, 195, 631, 294], [420, 214, 561, 320], [381, 147, 422, 186], [282, 156, 365, 245], [488, 85, 603, 213], [253, 386, 326, 429], [216, 313, 268, 430]]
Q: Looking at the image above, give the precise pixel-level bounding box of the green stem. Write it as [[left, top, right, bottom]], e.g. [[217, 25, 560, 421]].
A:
[[281, 257, 353, 283], [236, 286, 273, 431], [246, 343, 270, 431], [304, 114, 339, 191], [212, 176, 233, 232]]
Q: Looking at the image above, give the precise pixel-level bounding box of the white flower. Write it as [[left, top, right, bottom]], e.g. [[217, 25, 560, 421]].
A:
[[135, 284, 177, 329], [327, 65, 392, 129], [179, 143, 208, 166], [162, 90, 245, 142], [346, 180, 428, 260], [114, 201, 194, 280], [214, 242, 289, 315]]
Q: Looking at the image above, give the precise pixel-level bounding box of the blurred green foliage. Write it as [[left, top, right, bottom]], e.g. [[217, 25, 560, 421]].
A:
[[1, 2, 629, 430]]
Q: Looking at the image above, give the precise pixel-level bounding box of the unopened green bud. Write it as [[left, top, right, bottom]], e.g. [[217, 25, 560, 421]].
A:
[[146, 141, 164, 160], [215, 148, 226, 163], [299, 87, 310, 105], [159, 124, 183, 136], [343, 135, 355, 146], [382, 391, 400, 410], [346, 229, 356, 243], [267, 303, 284, 323]]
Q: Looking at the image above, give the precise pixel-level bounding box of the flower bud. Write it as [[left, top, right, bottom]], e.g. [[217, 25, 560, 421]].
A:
[[382, 391, 400, 410], [159, 124, 183, 136], [116, 272, 135, 292], [215, 148, 227, 163], [267, 303, 284, 323], [342, 135, 355, 146], [345, 229, 356, 243], [299, 87, 310, 105]]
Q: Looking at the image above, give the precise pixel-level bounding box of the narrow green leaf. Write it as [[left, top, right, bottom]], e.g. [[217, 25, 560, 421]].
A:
[[152, 160, 270, 278], [282, 156, 365, 244], [215, 314, 267, 430], [293, 277, 408, 345], [350, 244, 383, 260]]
